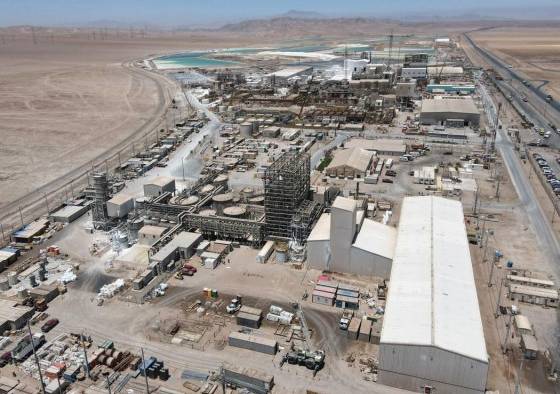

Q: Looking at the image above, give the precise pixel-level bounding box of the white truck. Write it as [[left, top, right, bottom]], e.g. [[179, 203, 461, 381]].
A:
[[339, 310, 354, 330], [11, 333, 45, 362]]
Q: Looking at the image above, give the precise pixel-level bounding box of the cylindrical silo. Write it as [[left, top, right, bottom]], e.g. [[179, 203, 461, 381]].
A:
[[0, 277, 10, 291], [240, 122, 253, 137], [212, 193, 234, 215], [7, 272, 18, 287]]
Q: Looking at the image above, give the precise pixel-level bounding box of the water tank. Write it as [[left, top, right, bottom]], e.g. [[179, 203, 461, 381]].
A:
[[7, 272, 18, 287], [0, 278, 9, 291], [17, 287, 28, 299], [182, 195, 199, 206], [275, 243, 289, 263], [212, 193, 234, 215], [213, 174, 229, 186], [240, 123, 253, 137], [242, 187, 254, 199], [222, 206, 247, 218], [248, 196, 265, 205], [199, 184, 215, 194]]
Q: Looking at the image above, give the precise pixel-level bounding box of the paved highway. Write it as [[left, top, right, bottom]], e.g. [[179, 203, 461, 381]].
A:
[[478, 75, 560, 278], [464, 33, 560, 149]]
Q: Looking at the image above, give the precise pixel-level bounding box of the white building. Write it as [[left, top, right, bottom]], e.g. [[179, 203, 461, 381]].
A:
[[379, 196, 488, 394], [107, 193, 134, 218], [435, 37, 451, 47], [306, 197, 396, 278], [401, 67, 427, 79], [143, 176, 176, 198]]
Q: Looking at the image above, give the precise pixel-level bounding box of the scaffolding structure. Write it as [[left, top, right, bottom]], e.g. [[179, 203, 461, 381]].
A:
[[290, 200, 323, 243], [87, 172, 110, 230], [264, 151, 310, 239], [181, 213, 265, 245]]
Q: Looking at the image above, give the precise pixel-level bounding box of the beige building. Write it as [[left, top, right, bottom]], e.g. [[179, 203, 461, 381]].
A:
[[325, 148, 374, 179]]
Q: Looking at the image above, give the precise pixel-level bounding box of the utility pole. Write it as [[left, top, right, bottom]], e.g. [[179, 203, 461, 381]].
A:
[[27, 321, 46, 394], [473, 187, 479, 215], [488, 254, 496, 287], [105, 373, 112, 394], [514, 356, 525, 394], [502, 312, 514, 354], [81, 333, 91, 379], [140, 347, 150, 394], [495, 168, 501, 201], [482, 231, 490, 263], [220, 365, 226, 394], [495, 277, 505, 318], [43, 193, 50, 215], [18, 206, 24, 227]]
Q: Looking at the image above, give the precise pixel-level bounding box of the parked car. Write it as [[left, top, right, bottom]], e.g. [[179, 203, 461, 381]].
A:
[[0, 352, 12, 368], [41, 318, 59, 333], [226, 296, 242, 314], [181, 267, 195, 276], [382, 178, 394, 184], [385, 170, 397, 177], [182, 264, 197, 273]]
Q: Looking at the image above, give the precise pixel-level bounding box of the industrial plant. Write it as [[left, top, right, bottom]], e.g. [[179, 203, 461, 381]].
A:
[[0, 24, 558, 394]]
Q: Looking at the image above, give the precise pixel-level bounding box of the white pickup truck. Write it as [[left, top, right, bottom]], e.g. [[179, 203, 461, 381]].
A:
[[339, 310, 354, 330]]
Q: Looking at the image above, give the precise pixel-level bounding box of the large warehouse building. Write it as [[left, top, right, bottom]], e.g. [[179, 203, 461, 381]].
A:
[[420, 97, 480, 127], [306, 197, 396, 278], [379, 196, 488, 394]]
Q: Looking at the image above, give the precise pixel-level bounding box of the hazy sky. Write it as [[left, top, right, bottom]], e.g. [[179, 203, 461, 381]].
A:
[[1, 0, 559, 27]]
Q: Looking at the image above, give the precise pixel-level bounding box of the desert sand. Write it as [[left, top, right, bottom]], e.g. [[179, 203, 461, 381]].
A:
[[0, 29, 271, 227], [471, 27, 560, 99]]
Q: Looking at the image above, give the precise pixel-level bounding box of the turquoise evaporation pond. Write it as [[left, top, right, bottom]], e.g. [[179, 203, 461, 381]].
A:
[[155, 45, 334, 68], [155, 51, 242, 68]]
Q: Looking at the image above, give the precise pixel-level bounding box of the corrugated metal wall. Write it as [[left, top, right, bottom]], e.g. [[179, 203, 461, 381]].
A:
[[379, 343, 488, 394]]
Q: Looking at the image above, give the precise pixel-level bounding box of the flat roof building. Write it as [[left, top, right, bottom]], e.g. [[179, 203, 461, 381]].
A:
[[107, 193, 135, 218], [50, 205, 89, 223], [150, 231, 203, 268], [345, 138, 407, 156], [0, 299, 34, 331], [138, 225, 168, 246], [265, 66, 313, 85], [144, 176, 175, 198], [379, 196, 488, 394], [420, 97, 480, 127]]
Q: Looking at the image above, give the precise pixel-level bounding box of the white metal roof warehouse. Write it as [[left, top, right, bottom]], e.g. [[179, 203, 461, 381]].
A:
[[379, 196, 488, 394]]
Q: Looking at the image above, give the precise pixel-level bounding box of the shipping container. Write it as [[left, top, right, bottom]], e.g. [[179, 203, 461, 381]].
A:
[[359, 319, 372, 342], [312, 289, 335, 306], [314, 285, 337, 294], [223, 365, 274, 394], [347, 317, 361, 340], [335, 295, 359, 310], [239, 305, 263, 317], [236, 312, 261, 329], [228, 331, 278, 355]]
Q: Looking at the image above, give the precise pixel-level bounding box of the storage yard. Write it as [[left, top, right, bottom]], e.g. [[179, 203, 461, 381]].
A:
[[0, 25, 559, 394]]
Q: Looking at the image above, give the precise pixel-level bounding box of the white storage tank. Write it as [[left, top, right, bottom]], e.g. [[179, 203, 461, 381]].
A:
[[240, 122, 253, 137]]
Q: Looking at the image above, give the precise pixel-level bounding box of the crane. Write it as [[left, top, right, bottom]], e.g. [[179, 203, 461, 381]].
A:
[[280, 303, 325, 376]]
